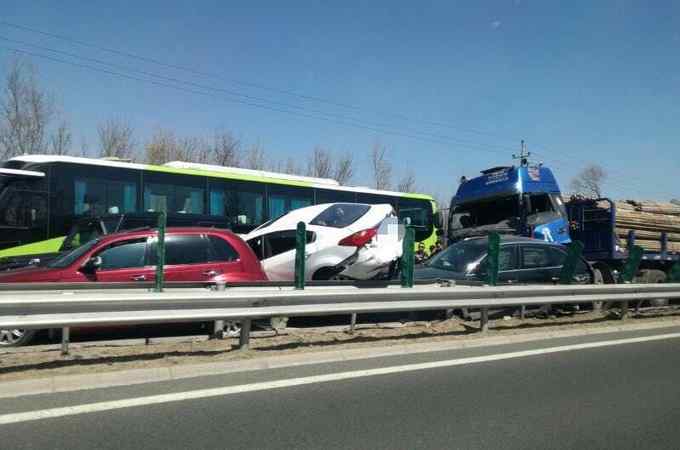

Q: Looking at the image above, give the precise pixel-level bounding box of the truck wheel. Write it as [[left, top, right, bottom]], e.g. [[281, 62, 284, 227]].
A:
[[0, 328, 37, 346], [638, 269, 668, 307]]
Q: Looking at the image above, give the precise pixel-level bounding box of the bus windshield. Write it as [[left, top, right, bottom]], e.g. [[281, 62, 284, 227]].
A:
[[0, 179, 48, 229]]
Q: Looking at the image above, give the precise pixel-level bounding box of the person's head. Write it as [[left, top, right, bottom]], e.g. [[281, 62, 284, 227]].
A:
[[417, 243, 425, 252], [429, 245, 436, 254]]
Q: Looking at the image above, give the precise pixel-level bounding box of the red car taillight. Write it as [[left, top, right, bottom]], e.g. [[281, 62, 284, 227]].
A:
[[338, 227, 378, 247]]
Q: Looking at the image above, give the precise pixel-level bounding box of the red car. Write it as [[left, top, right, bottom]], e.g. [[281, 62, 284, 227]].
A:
[[0, 227, 267, 346], [0, 227, 267, 284]]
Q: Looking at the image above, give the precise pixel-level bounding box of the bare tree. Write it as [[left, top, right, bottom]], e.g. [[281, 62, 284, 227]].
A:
[[307, 146, 333, 178], [333, 152, 353, 184], [278, 158, 303, 175], [397, 170, 417, 193], [244, 142, 266, 170], [97, 118, 135, 159], [49, 121, 72, 155], [144, 128, 176, 165], [210, 130, 240, 167], [370, 142, 391, 190], [570, 164, 607, 198], [0, 58, 55, 159]]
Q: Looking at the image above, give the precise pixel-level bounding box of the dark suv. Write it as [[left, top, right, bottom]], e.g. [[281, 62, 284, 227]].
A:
[[415, 236, 594, 284]]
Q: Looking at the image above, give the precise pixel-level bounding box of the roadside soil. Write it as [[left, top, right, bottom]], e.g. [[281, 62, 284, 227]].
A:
[[2, 308, 680, 382]]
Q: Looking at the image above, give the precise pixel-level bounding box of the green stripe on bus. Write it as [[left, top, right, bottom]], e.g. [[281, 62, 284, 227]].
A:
[[144, 164, 313, 187], [0, 236, 66, 258]]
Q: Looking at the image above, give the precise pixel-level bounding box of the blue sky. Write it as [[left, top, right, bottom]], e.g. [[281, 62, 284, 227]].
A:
[[1, 1, 679, 201]]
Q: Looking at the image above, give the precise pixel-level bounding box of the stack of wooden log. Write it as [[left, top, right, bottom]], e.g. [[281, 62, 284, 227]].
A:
[[614, 200, 680, 253]]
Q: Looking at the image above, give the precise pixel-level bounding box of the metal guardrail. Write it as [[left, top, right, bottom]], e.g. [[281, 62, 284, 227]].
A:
[[2, 283, 680, 352]]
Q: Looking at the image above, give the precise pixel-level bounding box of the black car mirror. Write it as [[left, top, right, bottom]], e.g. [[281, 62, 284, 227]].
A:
[[81, 256, 102, 272]]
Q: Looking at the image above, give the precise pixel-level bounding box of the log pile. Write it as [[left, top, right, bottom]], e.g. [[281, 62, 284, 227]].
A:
[[613, 200, 680, 253]]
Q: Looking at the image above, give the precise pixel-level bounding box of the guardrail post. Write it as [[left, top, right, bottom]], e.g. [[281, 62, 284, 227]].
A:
[[480, 308, 489, 333], [485, 232, 500, 286], [481, 232, 500, 331], [295, 222, 306, 290], [239, 319, 252, 351], [154, 211, 166, 293], [211, 281, 226, 339], [61, 327, 70, 356], [400, 226, 415, 288], [349, 313, 357, 334], [619, 245, 644, 319], [559, 241, 584, 284]]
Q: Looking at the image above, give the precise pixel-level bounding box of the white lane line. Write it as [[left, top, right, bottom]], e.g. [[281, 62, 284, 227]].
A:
[[2, 331, 680, 426]]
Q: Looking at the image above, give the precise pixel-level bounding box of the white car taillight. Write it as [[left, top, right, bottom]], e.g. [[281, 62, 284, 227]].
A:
[[338, 227, 378, 247]]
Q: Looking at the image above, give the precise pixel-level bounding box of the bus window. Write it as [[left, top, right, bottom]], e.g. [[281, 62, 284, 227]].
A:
[[267, 185, 313, 218], [315, 188, 356, 204], [176, 186, 204, 214], [144, 183, 204, 214], [357, 193, 398, 210], [144, 183, 171, 213], [75, 179, 136, 215], [210, 182, 265, 227], [398, 198, 433, 242]]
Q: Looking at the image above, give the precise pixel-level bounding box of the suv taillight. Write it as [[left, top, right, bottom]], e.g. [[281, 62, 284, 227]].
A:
[[339, 227, 378, 247]]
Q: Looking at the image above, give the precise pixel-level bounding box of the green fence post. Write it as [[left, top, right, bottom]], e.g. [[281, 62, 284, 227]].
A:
[[620, 245, 643, 284], [485, 232, 500, 287], [154, 211, 166, 293], [618, 245, 643, 319], [400, 226, 415, 288], [480, 232, 501, 332], [294, 221, 306, 290], [669, 262, 680, 283], [559, 241, 585, 284]]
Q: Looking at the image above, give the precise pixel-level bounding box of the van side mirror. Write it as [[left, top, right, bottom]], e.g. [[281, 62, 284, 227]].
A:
[[81, 256, 102, 272], [433, 211, 443, 229]]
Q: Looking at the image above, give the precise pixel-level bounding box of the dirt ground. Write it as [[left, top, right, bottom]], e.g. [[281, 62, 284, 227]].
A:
[[2, 308, 680, 382]]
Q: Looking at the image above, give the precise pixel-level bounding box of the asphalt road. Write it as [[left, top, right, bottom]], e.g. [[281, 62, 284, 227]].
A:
[[3, 326, 680, 449]]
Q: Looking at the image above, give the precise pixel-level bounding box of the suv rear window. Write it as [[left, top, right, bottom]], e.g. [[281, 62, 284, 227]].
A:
[[310, 203, 370, 228], [208, 235, 239, 262], [149, 235, 212, 265]]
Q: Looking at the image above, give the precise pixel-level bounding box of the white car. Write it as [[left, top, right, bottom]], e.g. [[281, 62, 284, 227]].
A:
[[244, 203, 403, 281]]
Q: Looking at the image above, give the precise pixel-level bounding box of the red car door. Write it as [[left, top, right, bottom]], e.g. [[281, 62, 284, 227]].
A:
[[88, 238, 154, 282], [147, 234, 224, 282]]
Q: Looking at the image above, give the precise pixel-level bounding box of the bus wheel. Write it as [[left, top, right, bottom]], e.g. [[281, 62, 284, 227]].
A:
[[0, 328, 36, 346]]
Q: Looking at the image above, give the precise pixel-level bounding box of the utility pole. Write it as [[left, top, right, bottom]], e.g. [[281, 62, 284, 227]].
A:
[[512, 140, 531, 167]]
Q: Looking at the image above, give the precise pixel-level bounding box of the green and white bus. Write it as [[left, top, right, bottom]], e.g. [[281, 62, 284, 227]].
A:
[[0, 155, 440, 259]]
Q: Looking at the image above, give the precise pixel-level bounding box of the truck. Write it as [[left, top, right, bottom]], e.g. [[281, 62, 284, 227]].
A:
[[448, 158, 679, 285]]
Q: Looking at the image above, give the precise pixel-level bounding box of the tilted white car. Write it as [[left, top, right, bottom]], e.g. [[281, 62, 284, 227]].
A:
[[243, 203, 403, 281]]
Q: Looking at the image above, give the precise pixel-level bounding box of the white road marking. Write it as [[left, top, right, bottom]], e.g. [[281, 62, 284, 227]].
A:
[[2, 331, 680, 426]]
